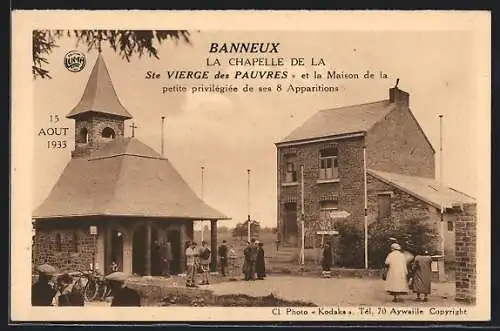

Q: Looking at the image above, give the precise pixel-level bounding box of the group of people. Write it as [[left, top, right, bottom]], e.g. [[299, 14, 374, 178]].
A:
[[384, 241, 433, 303], [242, 238, 266, 281], [185, 240, 213, 287], [31, 264, 141, 307], [184, 238, 267, 287]]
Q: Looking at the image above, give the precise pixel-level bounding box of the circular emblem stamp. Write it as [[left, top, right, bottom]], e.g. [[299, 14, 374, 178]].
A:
[[64, 50, 86, 73]]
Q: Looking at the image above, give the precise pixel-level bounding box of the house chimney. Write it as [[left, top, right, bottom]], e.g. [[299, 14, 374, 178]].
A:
[[389, 79, 409, 106]]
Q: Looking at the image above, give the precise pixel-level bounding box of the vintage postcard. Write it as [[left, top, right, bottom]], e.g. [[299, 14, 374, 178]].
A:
[[11, 10, 490, 322]]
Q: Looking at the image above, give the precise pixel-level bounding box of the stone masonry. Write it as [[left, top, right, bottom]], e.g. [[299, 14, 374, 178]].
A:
[[366, 92, 435, 178], [73, 113, 125, 158], [277, 136, 365, 248], [454, 203, 476, 303], [33, 223, 99, 273]]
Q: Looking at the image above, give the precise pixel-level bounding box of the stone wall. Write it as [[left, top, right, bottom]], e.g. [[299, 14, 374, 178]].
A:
[[72, 113, 125, 158], [277, 136, 365, 248], [366, 174, 444, 255], [454, 203, 476, 303], [32, 223, 100, 272], [366, 102, 435, 178]]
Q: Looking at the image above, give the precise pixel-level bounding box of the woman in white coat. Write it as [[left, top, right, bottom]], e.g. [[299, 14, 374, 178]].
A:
[[384, 243, 409, 302]]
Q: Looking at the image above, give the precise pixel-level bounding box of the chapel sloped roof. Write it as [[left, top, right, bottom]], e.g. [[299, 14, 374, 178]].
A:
[[33, 138, 229, 220], [66, 53, 133, 120], [277, 100, 396, 144], [367, 169, 476, 210]]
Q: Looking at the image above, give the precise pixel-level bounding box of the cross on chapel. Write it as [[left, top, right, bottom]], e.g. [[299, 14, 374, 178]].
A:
[[129, 122, 138, 137]]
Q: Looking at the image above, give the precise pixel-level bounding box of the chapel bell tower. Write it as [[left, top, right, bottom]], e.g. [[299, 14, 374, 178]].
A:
[[66, 53, 133, 158]]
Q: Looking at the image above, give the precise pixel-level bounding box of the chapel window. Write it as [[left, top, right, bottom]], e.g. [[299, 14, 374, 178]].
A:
[[55, 233, 62, 252], [102, 127, 116, 139], [80, 127, 89, 144], [319, 147, 339, 180], [447, 220, 454, 231]]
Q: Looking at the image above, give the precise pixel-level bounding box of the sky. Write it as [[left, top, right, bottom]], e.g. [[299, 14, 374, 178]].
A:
[[33, 30, 479, 228]]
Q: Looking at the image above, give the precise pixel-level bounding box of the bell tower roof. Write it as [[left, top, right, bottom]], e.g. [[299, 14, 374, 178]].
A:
[[66, 53, 133, 120]]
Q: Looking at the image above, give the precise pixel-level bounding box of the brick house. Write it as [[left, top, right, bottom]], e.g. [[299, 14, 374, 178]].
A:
[[32, 54, 229, 276], [275, 86, 474, 267]]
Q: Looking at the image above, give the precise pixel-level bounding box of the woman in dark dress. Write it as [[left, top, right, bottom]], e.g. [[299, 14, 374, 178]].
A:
[[321, 242, 333, 277], [255, 242, 266, 280], [57, 273, 84, 306]]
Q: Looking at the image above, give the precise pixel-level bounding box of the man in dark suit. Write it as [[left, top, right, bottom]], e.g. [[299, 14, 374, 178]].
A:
[[218, 240, 228, 277]]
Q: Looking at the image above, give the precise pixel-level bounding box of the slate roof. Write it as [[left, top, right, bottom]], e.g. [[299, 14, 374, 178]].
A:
[[33, 137, 229, 220], [66, 54, 133, 120], [367, 169, 476, 210], [278, 100, 396, 144]]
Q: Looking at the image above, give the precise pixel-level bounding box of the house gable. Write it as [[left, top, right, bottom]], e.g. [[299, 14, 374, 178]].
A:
[[365, 103, 436, 178]]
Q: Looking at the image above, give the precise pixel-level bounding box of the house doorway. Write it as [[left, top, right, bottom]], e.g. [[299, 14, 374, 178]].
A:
[[167, 230, 181, 275], [111, 230, 124, 272], [283, 203, 298, 244]]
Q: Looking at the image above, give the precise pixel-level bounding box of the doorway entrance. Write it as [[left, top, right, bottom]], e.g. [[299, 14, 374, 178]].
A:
[[111, 230, 124, 272], [283, 203, 298, 244], [167, 230, 181, 275], [132, 226, 159, 275]]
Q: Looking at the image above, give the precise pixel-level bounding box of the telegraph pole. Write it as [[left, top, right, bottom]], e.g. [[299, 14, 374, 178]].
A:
[[247, 169, 251, 241], [201, 166, 205, 242], [161, 116, 165, 156]]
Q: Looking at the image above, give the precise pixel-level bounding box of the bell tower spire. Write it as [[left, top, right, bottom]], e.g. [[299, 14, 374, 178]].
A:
[[67, 53, 133, 158]]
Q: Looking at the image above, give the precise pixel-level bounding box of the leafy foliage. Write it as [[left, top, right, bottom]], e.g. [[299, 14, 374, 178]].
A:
[[231, 220, 260, 240], [368, 217, 440, 268], [32, 29, 192, 79], [333, 219, 364, 268]]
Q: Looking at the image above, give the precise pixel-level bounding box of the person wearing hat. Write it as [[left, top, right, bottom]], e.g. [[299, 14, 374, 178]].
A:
[[198, 241, 211, 285], [185, 241, 199, 287], [32, 264, 58, 306], [218, 240, 228, 277], [384, 243, 409, 302], [106, 272, 141, 306], [410, 249, 433, 302], [242, 240, 252, 280], [255, 242, 266, 280], [56, 273, 84, 306]]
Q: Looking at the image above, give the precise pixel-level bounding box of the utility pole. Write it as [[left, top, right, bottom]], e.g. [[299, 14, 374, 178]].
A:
[[201, 166, 205, 242], [247, 169, 251, 241], [439, 115, 445, 255], [363, 145, 368, 269], [161, 116, 165, 156], [300, 165, 305, 265]]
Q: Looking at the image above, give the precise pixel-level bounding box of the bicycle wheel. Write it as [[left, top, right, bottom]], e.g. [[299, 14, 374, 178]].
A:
[[84, 280, 98, 301], [104, 284, 112, 298]]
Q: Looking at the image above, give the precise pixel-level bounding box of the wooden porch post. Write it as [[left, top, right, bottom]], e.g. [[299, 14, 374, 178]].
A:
[[210, 220, 217, 272], [145, 222, 152, 276]]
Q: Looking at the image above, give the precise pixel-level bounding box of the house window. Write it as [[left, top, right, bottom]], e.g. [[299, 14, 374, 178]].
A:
[[72, 232, 79, 253], [284, 155, 298, 183], [447, 220, 454, 231], [319, 200, 339, 222], [377, 193, 392, 220], [319, 147, 339, 180], [55, 233, 62, 252]]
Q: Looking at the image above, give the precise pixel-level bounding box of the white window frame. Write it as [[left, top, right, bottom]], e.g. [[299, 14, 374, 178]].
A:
[[319, 148, 339, 180], [284, 155, 298, 183]]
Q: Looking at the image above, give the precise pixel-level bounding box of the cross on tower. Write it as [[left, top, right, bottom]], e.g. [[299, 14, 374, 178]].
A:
[[129, 122, 138, 137]]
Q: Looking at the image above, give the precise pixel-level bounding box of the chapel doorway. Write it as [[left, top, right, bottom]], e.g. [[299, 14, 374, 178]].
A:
[[283, 203, 298, 244], [132, 227, 146, 275], [167, 230, 181, 275], [132, 226, 159, 275], [111, 230, 124, 272]]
